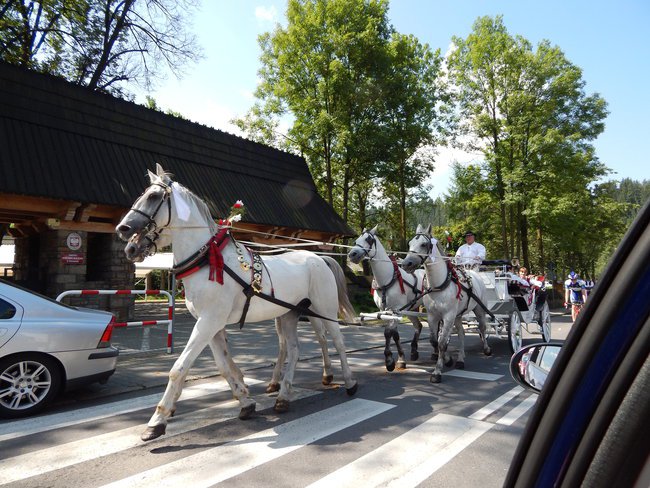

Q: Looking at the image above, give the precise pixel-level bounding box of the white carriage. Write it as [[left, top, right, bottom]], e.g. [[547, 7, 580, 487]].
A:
[[466, 263, 552, 353]]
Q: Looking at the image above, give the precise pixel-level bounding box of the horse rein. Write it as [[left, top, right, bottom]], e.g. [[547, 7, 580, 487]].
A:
[[407, 233, 433, 268], [352, 232, 378, 260], [128, 182, 173, 254]]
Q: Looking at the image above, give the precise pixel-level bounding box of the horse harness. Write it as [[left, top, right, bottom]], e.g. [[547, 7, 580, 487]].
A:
[[373, 255, 421, 311], [172, 228, 346, 328], [129, 181, 172, 255]]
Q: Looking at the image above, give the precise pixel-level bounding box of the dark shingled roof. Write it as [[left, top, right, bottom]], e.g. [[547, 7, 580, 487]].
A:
[[0, 61, 352, 236]]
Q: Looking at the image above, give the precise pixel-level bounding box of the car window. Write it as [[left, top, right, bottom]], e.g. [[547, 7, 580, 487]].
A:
[[0, 297, 17, 319], [0, 278, 76, 310], [538, 346, 559, 372]]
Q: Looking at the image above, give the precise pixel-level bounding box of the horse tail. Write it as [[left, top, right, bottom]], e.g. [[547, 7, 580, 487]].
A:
[[320, 256, 357, 324]]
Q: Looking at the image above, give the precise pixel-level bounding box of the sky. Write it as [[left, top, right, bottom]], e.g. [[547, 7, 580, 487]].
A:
[[133, 0, 650, 198]]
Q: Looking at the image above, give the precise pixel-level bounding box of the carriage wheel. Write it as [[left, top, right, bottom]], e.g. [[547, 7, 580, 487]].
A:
[[540, 302, 552, 342], [508, 311, 522, 353]]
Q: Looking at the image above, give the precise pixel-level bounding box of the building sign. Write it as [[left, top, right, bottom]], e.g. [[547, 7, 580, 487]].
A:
[[66, 232, 82, 251], [61, 252, 84, 264]]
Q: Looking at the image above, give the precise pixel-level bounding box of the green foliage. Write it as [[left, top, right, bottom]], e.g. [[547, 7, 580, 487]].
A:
[[445, 15, 615, 277], [234, 0, 447, 239], [0, 0, 201, 96]]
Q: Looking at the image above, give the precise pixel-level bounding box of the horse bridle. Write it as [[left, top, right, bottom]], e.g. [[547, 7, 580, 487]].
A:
[[407, 233, 433, 267], [128, 182, 172, 254], [353, 231, 378, 260]]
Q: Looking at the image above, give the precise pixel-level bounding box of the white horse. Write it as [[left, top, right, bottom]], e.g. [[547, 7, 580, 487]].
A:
[[348, 226, 431, 370], [116, 164, 357, 441], [401, 224, 492, 383]]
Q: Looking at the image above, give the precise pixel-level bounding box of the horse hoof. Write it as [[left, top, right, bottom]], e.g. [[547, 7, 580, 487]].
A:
[[322, 374, 334, 386], [266, 382, 280, 393], [484, 348, 492, 357], [386, 360, 396, 372], [396, 360, 407, 370], [456, 361, 465, 370], [141, 424, 166, 442], [410, 351, 419, 361], [274, 398, 290, 413], [239, 403, 256, 420], [444, 357, 455, 368], [430, 373, 442, 384], [431, 353, 439, 362], [346, 382, 358, 396]]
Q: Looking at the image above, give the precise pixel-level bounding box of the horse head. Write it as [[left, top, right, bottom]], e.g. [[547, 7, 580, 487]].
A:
[[401, 224, 434, 273], [348, 225, 379, 263], [116, 163, 173, 262]]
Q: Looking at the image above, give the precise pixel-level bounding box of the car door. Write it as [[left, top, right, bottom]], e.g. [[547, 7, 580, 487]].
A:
[[0, 293, 24, 349]]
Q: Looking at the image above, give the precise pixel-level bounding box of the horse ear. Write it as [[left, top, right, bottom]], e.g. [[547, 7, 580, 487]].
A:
[[416, 224, 423, 233], [156, 163, 166, 177], [369, 225, 378, 235], [425, 223, 432, 236], [361, 228, 367, 234], [147, 169, 157, 183]]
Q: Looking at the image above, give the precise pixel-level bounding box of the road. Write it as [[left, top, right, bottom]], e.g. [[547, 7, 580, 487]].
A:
[[0, 311, 573, 488]]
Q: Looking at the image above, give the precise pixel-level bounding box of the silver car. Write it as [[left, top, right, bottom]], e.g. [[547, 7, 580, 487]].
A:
[[0, 279, 118, 418]]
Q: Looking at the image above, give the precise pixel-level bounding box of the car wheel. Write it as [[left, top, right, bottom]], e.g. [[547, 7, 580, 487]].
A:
[[0, 354, 62, 418], [508, 310, 522, 353]]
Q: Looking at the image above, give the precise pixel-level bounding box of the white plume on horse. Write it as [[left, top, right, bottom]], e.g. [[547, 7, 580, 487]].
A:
[[116, 163, 358, 442]]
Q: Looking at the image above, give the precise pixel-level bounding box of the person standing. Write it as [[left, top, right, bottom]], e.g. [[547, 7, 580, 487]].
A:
[[564, 271, 588, 321], [455, 231, 486, 270]]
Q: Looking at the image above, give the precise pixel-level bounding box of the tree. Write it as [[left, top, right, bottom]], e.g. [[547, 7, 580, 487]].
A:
[[0, 0, 201, 96], [447, 16, 609, 272], [235, 0, 445, 234]]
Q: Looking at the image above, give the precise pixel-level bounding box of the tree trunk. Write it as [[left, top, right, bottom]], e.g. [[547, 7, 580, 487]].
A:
[[88, 0, 136, 90], [399, 161, 407, 251], [536, 225, 545, 274]]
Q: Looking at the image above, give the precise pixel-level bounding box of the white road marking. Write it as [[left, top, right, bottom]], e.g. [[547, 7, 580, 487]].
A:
[[98, 399, 395, 488], [0, 388, 320, 485], [469, 386, 524, 420], [406, 367, 503, 381], [444, 369, 504, 381], [0, 378, 263, 442], [496, 394, 537, 425], [307, 413, 492, 488]]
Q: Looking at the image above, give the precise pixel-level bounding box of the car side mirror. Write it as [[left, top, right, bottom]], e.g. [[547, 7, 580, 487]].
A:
[[509, 343, 562, 393]]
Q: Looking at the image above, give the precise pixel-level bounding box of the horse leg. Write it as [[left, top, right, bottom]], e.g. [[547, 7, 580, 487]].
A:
[[383, 322, 396, 372], [309, 317, 334, 385], [454, 318, 466, 370], [429, 319, 442, 363], [274, 312, 300, 413], [207, 330, 256, 420], [431, 315, 454, 383], [392, 323, 407, 370], [409, 317, 422, 362], [142, 320, 214, 441], [474, 308, 492, 356], [322, 320, 358, 395], [266, 318, 286, 393]]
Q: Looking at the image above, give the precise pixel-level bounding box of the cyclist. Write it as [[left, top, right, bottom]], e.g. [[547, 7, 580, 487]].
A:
[[564, 271, 587, 321]]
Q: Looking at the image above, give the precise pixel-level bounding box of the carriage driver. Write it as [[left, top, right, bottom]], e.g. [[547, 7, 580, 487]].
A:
[[455, 231, 486, 270]]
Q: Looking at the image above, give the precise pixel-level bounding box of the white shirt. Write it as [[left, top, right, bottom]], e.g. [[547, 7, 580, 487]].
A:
[[455, 242, 486, 266]]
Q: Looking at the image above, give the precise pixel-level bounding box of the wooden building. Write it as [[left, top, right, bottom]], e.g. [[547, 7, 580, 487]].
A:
[[0, 62, 352, 318]]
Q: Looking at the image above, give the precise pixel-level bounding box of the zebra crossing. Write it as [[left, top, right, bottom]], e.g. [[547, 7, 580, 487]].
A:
[[0, 369, 535, 488]]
